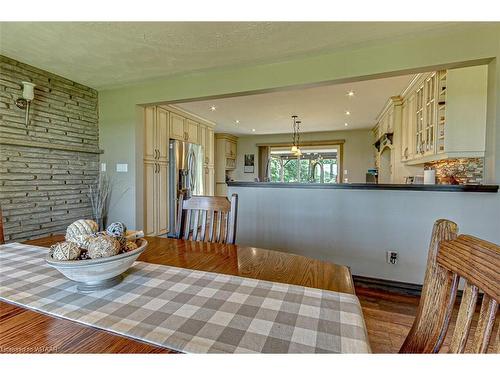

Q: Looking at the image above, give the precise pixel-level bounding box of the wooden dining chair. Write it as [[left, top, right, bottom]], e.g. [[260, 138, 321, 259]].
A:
[[175, 193, 238, 244], [0, 207, 4, 244], [399, 219, 499, 353]]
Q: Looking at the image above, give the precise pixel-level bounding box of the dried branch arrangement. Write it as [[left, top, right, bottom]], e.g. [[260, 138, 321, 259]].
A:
[[88, 173, 111, 227]]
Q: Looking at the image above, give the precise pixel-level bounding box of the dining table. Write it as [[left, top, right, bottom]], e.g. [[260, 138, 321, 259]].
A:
[[0, 235, 360, 353]]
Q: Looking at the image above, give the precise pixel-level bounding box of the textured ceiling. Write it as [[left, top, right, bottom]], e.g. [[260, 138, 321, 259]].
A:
[[0, 22, 459, 89], [177, 74, 414, 134]]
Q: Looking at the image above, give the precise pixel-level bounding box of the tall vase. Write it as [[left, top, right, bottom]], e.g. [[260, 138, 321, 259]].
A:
[[95, 216, 107, 231], [96, 217, 104, 231]]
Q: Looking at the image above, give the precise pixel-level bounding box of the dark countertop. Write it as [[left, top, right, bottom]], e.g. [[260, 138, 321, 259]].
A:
[[227, 181, 499, 193]]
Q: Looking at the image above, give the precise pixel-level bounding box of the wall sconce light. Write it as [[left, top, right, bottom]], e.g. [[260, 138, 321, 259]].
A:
[[15, 81, 36, 126]]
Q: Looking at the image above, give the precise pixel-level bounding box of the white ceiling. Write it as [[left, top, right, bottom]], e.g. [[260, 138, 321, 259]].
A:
[[0, 22, 459, 89], [176, 74, 414, 134]]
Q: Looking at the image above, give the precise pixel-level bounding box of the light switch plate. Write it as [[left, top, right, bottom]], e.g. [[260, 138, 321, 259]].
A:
[[100, 163, 106, 172], [116, 163, 128, 172]]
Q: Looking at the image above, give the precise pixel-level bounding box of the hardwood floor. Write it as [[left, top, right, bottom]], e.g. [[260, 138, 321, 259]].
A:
[[355, 285, 499, 353]]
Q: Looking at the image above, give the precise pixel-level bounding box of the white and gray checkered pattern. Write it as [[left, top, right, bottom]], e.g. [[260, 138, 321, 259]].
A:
[[0, 243, 371, 353]]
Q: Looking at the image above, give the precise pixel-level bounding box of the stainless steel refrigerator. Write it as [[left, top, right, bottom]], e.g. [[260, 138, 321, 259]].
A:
[[168, 140, 204, 236]]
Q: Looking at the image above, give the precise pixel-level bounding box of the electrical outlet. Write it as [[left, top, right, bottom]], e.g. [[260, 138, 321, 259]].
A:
[[386, 251, 398, 265]]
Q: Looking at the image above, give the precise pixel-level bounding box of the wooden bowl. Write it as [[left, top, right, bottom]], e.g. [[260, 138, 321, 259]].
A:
[[46, 238, 148, 293]]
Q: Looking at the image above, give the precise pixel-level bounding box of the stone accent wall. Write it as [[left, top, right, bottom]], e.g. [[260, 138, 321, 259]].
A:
[[0, 55, 99, 242], [425, 158, 483, 184]]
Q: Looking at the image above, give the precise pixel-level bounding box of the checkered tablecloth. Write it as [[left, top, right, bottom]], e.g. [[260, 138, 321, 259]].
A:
[[0, 242, 370, 353]]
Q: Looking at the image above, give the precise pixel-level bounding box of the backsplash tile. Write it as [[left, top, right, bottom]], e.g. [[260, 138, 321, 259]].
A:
[[425, 158, 483, 184]]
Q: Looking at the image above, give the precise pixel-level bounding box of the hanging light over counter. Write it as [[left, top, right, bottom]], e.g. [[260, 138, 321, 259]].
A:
[[290, 115, 302, 156]]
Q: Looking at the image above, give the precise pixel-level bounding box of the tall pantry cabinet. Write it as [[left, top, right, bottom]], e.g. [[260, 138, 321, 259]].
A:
[[199, 124, 215, 196], [143, 106, 169, 236], [143, 105, 216, 236]]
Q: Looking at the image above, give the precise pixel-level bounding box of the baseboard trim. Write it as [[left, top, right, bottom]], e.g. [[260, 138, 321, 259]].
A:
[[352, 275, 468, 299], [353, 275, 423, 297]]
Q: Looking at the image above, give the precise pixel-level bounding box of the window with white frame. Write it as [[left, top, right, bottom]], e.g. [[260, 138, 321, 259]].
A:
[[268, 145, 339, 183]]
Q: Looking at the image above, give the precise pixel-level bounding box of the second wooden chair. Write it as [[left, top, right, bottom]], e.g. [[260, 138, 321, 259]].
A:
[[400, 219, 499, 353]]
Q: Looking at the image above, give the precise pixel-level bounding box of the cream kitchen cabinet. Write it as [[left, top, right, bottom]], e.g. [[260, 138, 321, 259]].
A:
[[214, 133, 238, 196], [225, 140, 237, 159], [169, 112, 186, 141], [144, 106, 169, 162], [205, 128, 215, 165], [143, 160, 168, 236], [198, 123, 215, 195], [185, 118, 199, 144], [143, 105, 170, 236], [402, 65, 488, 165], [143, 105, 216, 235], [199, 124, 209, 165], [216, 133, 238, 171], [411, 72, 437, 158], [374, 96, 400, 140], [204, 166, 215, 196], [169, 112, 200, 143]]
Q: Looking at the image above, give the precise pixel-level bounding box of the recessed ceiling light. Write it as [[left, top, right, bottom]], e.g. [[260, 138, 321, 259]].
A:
[[347, 90, 355, 97], [345, 110, 351, 116], [235, 120, 240, 124], [210, 105, 216, 111], [345, 123, 349, 127], [251, 129, 256, 132]]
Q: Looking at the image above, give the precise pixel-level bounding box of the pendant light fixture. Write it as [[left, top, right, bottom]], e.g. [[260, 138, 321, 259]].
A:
[[290, 115, 302, 156], [291, 115, 298, 153], [295, 120, 302, 156]]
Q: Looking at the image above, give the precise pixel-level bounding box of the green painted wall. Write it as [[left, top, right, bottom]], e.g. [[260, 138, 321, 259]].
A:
[[99, 23, 500, 228]]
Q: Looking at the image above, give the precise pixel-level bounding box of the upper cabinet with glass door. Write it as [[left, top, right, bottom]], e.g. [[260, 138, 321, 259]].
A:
[[401, 65, 488, 165]]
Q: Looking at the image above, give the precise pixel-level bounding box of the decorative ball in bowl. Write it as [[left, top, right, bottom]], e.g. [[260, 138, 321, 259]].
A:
[[46, 238, 148, 293], [45, 219, 148, 293]]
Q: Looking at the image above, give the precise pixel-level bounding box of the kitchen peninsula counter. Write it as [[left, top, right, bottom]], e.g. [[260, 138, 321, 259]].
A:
[[227, 181, 499, 193], [227, 181, 500, 285]]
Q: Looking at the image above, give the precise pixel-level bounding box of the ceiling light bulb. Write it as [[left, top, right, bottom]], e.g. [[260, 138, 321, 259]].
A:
[[210, 105, 216, 111], [347, 90, 355, 97], [345, 111, 351, 116], [345, 123, 348, 127], [251, 129, 256, 132], [235, 120, 240, 124]]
